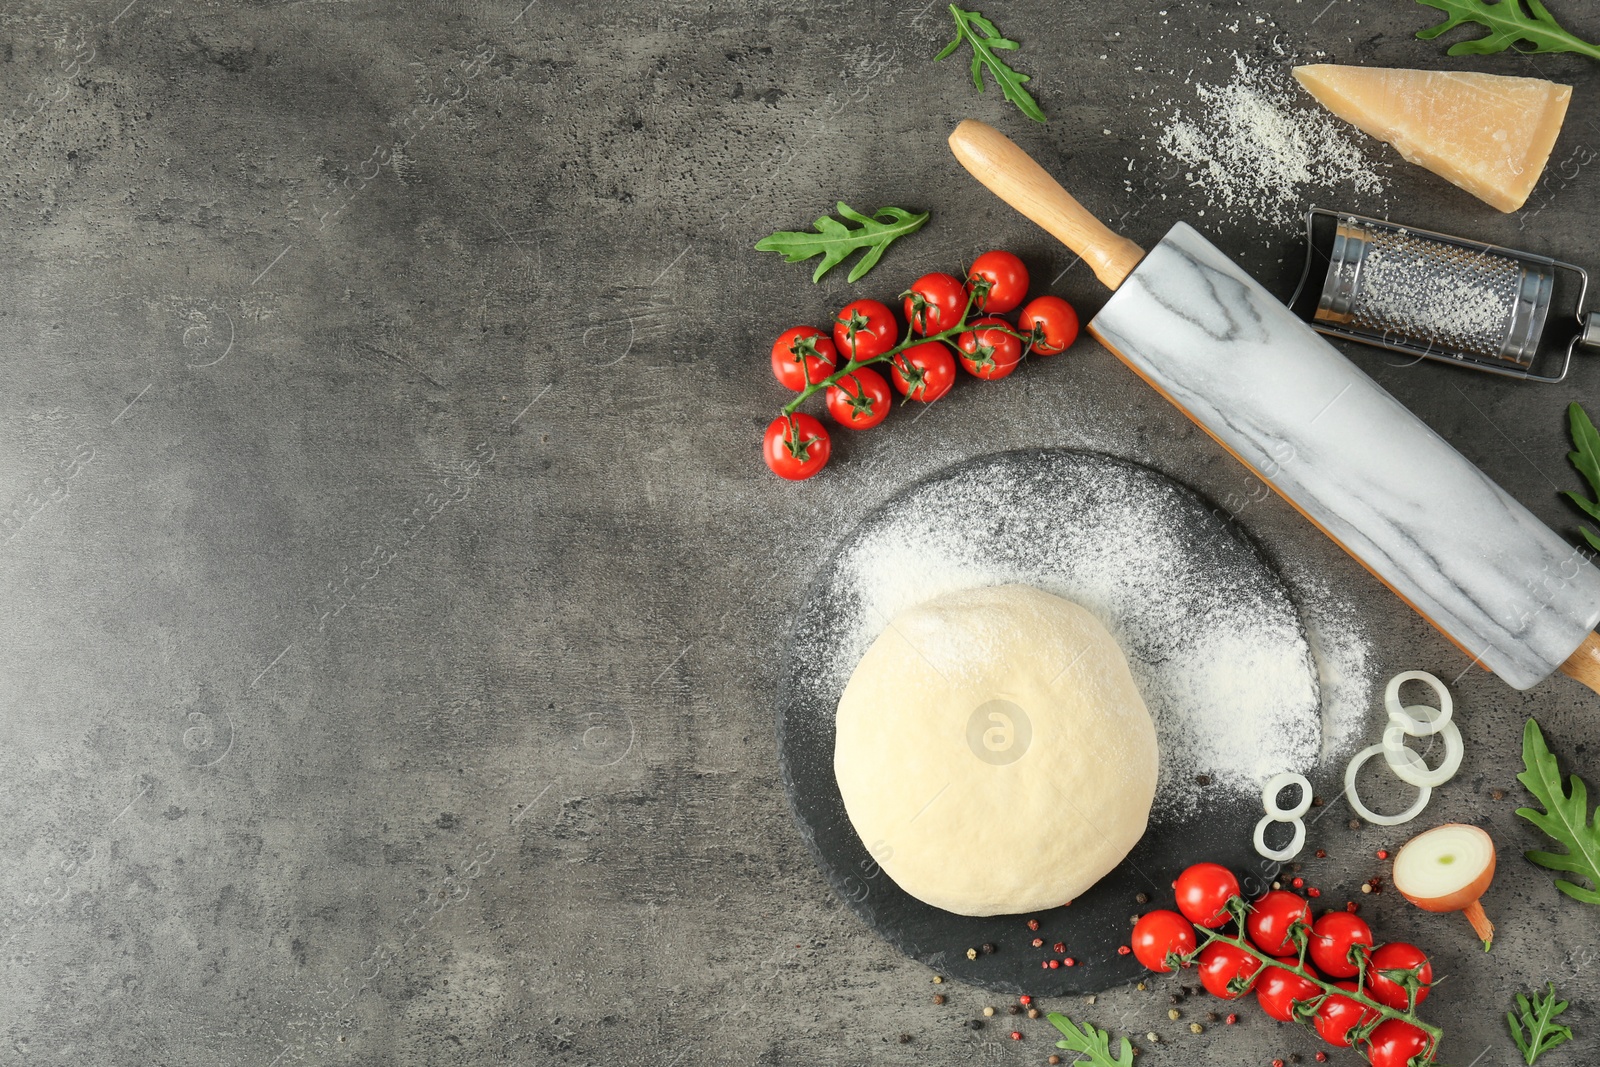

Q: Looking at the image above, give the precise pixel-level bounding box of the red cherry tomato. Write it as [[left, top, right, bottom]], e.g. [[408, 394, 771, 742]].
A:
[[1195, 941, 1262, 1000], [967, 250, 1029, 314], [1174, 863, 1241, 929], [1017, 295, 1080, 355], [1313, 980, 1378, 1048], [825, 368, 892, 430], [1308, 911, 1372, 979], [770, 327, 838, 391], [902, 272, 968, 336], [956, 317, 1023, 380], [1246, 890, 1311, 956], [1365, 1018, 1432, 1067], [1256, 957, 1322, 1022], [889, 341, 957, 402], [762, 413, 830, 480], [833, 299, 898, 361], [1364, 942, 1432, 1011], [1130, 910, 1197, 973]]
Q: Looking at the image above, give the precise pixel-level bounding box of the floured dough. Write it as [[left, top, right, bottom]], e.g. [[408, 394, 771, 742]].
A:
[[834, 584, 1159, 916]]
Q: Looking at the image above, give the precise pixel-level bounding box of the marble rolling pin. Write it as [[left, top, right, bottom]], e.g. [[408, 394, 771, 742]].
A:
[[948, 118, 1600, 693]]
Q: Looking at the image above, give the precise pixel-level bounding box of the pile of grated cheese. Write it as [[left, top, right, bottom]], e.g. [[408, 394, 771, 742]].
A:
[[1157, 54, 1388, 228]]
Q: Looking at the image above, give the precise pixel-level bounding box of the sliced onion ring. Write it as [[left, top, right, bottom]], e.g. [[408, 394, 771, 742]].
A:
[[1345, 743, 1432, 826], [1253, 813, 1306, 862], [1384, 670, 1452, 736], [1382, 719, 1464, 788], [1261, 771, 1313, 820]]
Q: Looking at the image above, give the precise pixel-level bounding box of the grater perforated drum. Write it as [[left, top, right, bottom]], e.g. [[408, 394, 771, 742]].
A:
[[1291, 208, 1600, 383]]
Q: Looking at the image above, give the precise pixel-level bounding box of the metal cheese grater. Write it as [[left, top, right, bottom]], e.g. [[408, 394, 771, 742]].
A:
[[1289, 207, 1600, 383]]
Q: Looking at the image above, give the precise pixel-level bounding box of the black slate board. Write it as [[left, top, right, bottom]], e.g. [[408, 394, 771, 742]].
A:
[[776, 449, 1319, 995]]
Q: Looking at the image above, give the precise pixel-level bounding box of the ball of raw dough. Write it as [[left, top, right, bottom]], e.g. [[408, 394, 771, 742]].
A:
[[834, 584, 1159, 916]]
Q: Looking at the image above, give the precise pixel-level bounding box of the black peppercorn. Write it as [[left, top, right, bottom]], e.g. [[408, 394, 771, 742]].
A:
[[1194, 774, 1211, 785], [898, 1034, 912, 1044], [980, 942, 997, 955], [1007, 1004, 1022, 1015], [1135, 892, 1150, 905]]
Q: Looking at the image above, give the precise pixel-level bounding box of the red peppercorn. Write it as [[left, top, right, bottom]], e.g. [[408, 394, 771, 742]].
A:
[[1291, 877, 1304, 889], [1032, 937, 1044, 947], [1027, 919, 1041, 931], [1316, 1054, 1328, 1063], [1225, 1014, 1238, 1025], [1040, 960, 1050, 969], [1377, 849, 1389, 859], [1273, 1059, 1285, 1067], [1117, 945, 1131, 956], [1064, 957, 1076, 967], [1010, 1031, 1022, 1041], [1346, 901, 1359, 913], [1048, 959, 1060, 969], [1053, 942, 1066, 953], [1308, 887, 1321, 898], [1019, 996, 1032, 1005], [1315, 849, 1327, 858]]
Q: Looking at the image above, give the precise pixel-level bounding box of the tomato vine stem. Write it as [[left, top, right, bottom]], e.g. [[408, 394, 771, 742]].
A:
[[1195, 916, 1443, 1058], [779, 290, 1032, 415]]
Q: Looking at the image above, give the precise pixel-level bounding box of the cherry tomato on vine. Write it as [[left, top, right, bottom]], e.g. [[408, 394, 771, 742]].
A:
[[770, 327, 838, 391], [1364, 943, 1432, 1011], [889, 341, 957, 403], [1195, 941, 1261, 1000], [1174, 862, 1240, 929], [1308, 911, 1372, 979], [1364, 1018, 1432, 1067], [967, 250, 1029, 314], [1313, 980, 1378, 1048], [902, 272, 967, 335], [762, 413, 830, 481], [1246, 890, 1311, 956], [1017, 295, 1080, 355], [957, 317, 1023, 380], [1130, 910, 1197, 973], [1256, 957, 1322, 1022], [833, 299, 898, 361], [825, 368, 892, 430]]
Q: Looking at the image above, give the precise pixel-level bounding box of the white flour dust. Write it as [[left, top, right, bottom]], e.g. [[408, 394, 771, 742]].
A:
[[807, 452, 1370, 821], [1157, 55, 1388, 227]]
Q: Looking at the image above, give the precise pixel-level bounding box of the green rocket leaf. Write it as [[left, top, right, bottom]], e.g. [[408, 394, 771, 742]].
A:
[[754, 202, 929, 283], [937, 5, 1047, 123], [1046, 1012, 1135, 1067], [1416, 0, 1600, 60], [1564, 402, 1600, 552], [1507, 982, 1574, 1065], [1517, 718, 1600, 906]]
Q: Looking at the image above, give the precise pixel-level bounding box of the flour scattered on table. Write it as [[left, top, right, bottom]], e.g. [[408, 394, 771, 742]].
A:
[[1157, 54, 1387, 227], [797, 451, 1365, 820]]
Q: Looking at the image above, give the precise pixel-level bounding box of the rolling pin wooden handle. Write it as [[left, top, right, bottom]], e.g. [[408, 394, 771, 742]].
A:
[[948, 119, 1146, 291], [1559, 631, 1600, 695]]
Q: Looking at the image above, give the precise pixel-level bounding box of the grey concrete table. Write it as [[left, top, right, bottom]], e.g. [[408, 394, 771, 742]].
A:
[[3, 2, 1598, 1064]]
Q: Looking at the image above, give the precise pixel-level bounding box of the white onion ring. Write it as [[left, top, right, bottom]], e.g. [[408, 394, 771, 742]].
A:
[[1384, 671, 1452, 736], [1345, 743, 1432, 826], [1382, 719, 1464, 788], [1261, 772, 1313, 820], [1253, 813, 1306, 862]]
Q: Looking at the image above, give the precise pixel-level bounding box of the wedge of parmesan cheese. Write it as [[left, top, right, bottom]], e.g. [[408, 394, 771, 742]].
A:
[[1293, 65, 1571, 213]]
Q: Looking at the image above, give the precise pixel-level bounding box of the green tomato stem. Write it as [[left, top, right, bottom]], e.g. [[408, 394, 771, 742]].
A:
[[1197, 926, 1443, 1048], [780, 296, 1033, 415]]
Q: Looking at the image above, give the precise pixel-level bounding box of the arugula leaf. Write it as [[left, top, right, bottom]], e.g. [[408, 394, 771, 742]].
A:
[[1508, 982, 1574, 1065], [1416, 0, 1600, 60], [1046, 1012, 1135, 1067], [936, 5, 1047, 124], [1517, 718, 1600, 905], [754, 203, 929, 283], [1565, 402, 1600, 552]]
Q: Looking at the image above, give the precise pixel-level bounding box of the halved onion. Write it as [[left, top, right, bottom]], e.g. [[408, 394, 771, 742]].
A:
[[1392, 823, 1497, 950]]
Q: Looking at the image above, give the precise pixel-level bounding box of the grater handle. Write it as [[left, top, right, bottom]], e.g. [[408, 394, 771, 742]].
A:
[[1578, 313, 1600, 352]]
